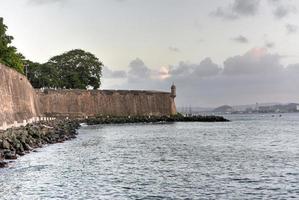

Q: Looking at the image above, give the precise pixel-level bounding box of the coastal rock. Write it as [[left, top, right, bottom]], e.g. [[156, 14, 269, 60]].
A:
[[0, 161, 7, 168], [1, 139, 10, 150], [4, 150, 17, 160], [0, 120, 80, 167], [85, 114, 229, 125]]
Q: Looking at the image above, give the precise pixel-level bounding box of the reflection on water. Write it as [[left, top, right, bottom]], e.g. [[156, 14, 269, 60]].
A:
[[1, 114, 299, 199]]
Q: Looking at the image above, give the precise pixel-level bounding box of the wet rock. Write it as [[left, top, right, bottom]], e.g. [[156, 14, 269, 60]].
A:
[[23, 143, 32, 151], [18, 151, 26, 156], [4, 150, 17, 160], [0, 161, 7, 168], [1, 139, 10, 150], [85, 114, 229, 125]]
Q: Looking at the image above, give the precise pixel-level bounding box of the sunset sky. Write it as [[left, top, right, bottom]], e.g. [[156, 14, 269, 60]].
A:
[[1, 0, 299, 107]]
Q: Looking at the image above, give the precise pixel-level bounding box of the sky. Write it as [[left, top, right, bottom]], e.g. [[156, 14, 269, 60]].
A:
[[1, 0, 299, 107]]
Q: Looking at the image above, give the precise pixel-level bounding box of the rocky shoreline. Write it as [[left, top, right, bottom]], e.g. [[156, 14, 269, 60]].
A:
[[0, 120, 80, 168], [85, 114, 229, 125]]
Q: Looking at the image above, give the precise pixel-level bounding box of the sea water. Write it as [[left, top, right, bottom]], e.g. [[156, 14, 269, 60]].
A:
[[1, 113, 299, 199]]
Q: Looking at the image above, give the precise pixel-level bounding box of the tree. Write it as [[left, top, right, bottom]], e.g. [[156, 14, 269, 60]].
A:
[[26, 49, 103, 89], [0, 17, 24, 73], [47, 49, 103, 89], [25, 60, 60, 88]]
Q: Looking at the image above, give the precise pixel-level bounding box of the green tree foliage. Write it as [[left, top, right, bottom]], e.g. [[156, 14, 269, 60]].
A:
[[25, 60, 60, 88], [0, 17, 24, 73], [26, 49, 103, 89]]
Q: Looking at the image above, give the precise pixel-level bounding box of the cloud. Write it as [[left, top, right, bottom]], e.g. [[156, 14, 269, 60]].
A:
[[268, 0, 297, 19], [265, 41, 275, 48], [223, 48, 283, 76], [232, 0, 261, 16], [168, 46, 180, 53], [286, 24, 298, 34], [127, 58, 151, 82], [169, 58, 221, 79], [211, 7, 238, 20], [103, 66, 127, 79], [212, 0, 296, 20], [286, 63, 299, 72], [194, 58, 221, 77], [28, 0, 67, 5], [211, 0, 260, 20], [273, 5, 296, 19], [231, 35, 249, 43], [169, 62, 193, 77], [268, 0, 281, 3]]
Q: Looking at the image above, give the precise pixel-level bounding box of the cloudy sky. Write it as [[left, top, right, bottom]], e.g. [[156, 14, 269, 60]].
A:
[[1, 0, 299, 107]]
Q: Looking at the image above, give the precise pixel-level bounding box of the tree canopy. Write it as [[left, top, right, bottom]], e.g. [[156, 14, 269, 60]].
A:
[[27, 49, 103, 89], [0, 17, 24, 73]]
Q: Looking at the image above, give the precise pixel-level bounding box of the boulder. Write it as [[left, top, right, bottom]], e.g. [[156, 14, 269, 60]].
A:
[[0, 161, 7, 168], [4, 150, 17, 160], [2, 139, 10, 149]]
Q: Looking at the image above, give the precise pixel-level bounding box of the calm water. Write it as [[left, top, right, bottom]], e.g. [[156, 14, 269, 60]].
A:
[[1, 114, 299, 199]]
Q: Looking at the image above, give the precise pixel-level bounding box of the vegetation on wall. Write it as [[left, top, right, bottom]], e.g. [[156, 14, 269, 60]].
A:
[[0, 17, 24, 73]]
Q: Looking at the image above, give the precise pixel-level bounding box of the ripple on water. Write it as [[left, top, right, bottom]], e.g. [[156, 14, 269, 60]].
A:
[[1, 114, 299, 199]]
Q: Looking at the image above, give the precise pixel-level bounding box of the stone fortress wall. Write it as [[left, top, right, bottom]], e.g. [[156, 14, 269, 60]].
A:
[[0, 64, 176, 129], [37, 89, 176, 118], [0, 64, 41, 128]]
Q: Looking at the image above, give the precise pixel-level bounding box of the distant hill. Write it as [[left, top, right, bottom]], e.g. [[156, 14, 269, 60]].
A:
[[232, 102, 280, 111], [213, 105, 233, 113]]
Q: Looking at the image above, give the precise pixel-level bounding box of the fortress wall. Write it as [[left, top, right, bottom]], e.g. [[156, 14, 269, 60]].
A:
[[0, 63, 177, 127], [37, 89, 176, 118], [0, 64, 40, 125]]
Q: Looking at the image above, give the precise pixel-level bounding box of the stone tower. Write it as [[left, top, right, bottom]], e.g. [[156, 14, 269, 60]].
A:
[[171, 84, 176, 98]]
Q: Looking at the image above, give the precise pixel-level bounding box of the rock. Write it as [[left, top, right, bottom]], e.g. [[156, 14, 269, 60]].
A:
[[18, 151, 26, 156], [0, 161, 8, 168], [4, 150, 17, 160], [85, 114, 229, 125], [2, 139, 10, 149], [23, 143, 32, 151], [0, 119, 80, 167]]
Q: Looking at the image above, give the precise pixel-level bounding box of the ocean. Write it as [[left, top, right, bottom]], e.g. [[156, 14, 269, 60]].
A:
[[1, 113, 299, 199]]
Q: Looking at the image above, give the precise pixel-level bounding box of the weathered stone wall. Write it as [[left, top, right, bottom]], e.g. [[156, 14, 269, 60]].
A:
[[0, 63, 176, 126], [0, 64, 40, 125], [37, 89, 176, 118]]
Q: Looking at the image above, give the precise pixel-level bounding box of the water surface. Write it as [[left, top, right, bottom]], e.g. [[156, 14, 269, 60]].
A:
[[1, 114, 299, 199]]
